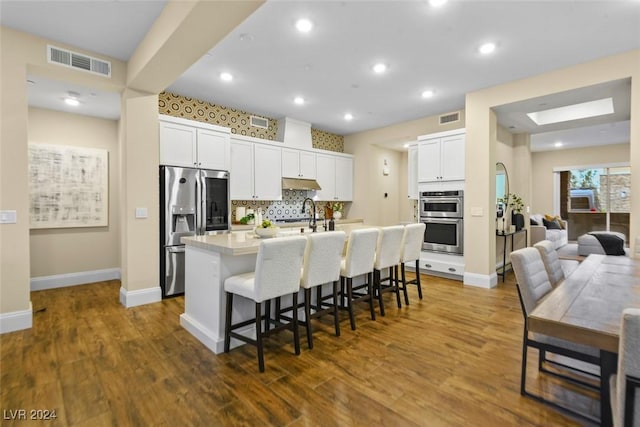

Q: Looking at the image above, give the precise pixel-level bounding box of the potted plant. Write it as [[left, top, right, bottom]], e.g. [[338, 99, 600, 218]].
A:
[[501, 193, 524, 231], [330, 201, 344, 220]]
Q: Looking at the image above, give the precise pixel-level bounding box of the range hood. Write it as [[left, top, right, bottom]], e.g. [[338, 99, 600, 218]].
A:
[[282, 177, 321, 191], [277, 117, 322, 191]]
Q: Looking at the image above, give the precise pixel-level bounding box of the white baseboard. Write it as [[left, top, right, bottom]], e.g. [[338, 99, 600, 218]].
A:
[[119, 285, 162, 308], [31, 268, 121, 291], [463, 272, 498, 289], [0, 303, 33, 334]]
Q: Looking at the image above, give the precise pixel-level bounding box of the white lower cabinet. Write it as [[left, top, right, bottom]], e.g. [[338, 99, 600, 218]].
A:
[[418, 251, 464, 280], [230, 136, 282, 200]]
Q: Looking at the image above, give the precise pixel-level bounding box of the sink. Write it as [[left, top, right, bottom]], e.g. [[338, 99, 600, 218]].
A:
[[277, 228, 314, 236]]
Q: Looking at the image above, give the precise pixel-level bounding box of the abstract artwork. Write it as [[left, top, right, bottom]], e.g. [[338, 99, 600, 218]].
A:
[[29, 144, 108, 228]]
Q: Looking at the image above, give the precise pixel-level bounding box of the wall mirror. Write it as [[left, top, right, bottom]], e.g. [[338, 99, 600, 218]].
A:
[[496, 162, 509, 218]]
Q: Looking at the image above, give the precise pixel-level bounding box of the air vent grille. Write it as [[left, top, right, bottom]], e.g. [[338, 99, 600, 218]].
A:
[[439, 111, 460, 125], [250, 116, 269, 129], [47, 45, 111, 77]]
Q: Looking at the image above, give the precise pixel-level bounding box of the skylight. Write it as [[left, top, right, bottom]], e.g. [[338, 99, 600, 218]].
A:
[[526, 98, 614, 125]]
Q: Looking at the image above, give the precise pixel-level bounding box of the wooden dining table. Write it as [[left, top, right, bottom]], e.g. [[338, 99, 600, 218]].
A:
[[528, 254, 640, 426]]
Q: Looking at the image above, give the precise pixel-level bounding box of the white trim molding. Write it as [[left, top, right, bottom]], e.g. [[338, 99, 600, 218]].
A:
[[31, 268, 121, 291], [119, 286, 162, 308], [463, 272, 498, 289], [0, 303, 33, 334]]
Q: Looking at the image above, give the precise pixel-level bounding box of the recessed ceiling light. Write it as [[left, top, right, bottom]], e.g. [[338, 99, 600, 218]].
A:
[[403, 143, 411, 148], [554, 141, 563, 148], [344, 113, 353, 121], [372, 63, 387, 74], [220, 72, 233, 82], [295, 18, 313, 33], [294, 96, 305, 105], [429, 0, 448, 6], [479, 42, 496, 54], [527, 98, 614, 125], [421, 90, 435, 98], [64, 97, 80, 106]]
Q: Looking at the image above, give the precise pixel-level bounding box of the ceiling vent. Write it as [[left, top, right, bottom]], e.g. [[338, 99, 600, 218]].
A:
[[47, 45, 111, 78], [439, 111, 460, 125], [250, 116, 269, 129]]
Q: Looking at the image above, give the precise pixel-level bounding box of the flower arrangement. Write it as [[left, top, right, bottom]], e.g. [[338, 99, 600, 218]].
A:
[[498, 193, 524, 214], [330, 201, 343, 213]]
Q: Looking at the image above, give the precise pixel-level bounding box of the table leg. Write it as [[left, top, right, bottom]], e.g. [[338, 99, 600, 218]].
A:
[[600, 349, 618, 427]]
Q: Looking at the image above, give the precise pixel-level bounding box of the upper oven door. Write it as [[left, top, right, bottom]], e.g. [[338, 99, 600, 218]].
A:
[[420, 197, 463, 218]]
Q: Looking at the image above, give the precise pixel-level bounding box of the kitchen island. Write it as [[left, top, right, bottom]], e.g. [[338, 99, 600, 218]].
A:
[[180, 221, 365, 354]]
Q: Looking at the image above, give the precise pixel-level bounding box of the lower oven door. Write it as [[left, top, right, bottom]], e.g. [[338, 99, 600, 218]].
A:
[[421, 217, 463, 254]]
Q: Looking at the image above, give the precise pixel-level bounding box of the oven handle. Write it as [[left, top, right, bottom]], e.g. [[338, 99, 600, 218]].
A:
[[421, 197, 463, 204], [420, 217, 463, 223]]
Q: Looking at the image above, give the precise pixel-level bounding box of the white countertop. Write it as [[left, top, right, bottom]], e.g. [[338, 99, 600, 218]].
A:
[[230, 217, 364, 232], [182, 220, 367, 256]]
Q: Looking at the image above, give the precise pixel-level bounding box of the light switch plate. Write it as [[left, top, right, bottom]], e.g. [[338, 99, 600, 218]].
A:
[[470, 207, 483, 217], [0, 210, 17, 224], [135, 208, 148, 219]]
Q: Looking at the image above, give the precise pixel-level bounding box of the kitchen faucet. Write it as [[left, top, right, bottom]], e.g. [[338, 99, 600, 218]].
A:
[[301, 197, 317, 232]]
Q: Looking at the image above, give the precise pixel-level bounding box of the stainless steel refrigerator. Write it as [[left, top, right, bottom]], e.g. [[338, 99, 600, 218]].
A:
[[160, 166, 230, 297]]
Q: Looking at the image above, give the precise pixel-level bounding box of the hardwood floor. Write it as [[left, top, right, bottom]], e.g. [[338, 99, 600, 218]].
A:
[[1, 272, 597, 426]]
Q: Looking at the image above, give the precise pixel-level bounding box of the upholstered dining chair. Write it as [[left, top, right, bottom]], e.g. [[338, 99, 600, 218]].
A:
[[609, 308, 640, 427], [299, 231, 346, 349], [373, 225, 405, 316], [339, 228, 379, 330], [397, 223, 426, 305], [224, 235, 307, 372], [533, 240, 579, 287], [511, 247, 601, 423]]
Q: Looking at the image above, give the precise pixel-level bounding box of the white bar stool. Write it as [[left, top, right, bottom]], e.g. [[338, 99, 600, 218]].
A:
[[373, 225, 404, 316], [339, 228, 379, 330], [300, 231, 346, 349], [397, 223, 426, 305], [223, 235, 307, 372]]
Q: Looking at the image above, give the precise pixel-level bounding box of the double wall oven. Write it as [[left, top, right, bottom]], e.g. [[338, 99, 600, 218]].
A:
[[420, 190, 463, 255]]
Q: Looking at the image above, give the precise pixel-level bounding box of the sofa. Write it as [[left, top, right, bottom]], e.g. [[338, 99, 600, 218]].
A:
[[530, 214, 568, 249]]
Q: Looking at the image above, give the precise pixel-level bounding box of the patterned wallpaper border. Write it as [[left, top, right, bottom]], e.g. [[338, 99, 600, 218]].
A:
[[159, 92, 344, 152]]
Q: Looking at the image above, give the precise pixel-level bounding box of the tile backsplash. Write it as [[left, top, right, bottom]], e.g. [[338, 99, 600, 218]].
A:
[[232, 190, 346, 222]]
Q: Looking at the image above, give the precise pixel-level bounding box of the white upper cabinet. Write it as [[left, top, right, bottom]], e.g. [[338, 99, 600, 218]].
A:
[[407, 144, 418, 199], [282, 148, 316, 179], [159, 115, 230, 170], [417, 130, 465, 183], [315, 153, 353, 201], [230, 135, 282, 201]]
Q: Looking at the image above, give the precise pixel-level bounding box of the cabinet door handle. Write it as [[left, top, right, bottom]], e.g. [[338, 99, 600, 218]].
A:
[[448, 267, 456, 272], [424, 263, 432, 268]]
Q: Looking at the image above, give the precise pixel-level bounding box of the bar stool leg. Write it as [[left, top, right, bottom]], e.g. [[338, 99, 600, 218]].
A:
[[265, 300, 271, 332], [292, 292, 301, 355], [347, 277, 356, 330], [304, 288, 313, 349], [375, 269, 386, 316], [367, 272, 376, 320], [393, 266, 402, 308], [224, 292, 233, 352], [415, 260, 423, 300], [332, 280, 341, 336], [255, 302, 265, 372], [401, 263, 410, 305]]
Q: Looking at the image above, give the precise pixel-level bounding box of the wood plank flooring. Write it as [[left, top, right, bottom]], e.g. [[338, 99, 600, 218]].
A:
[[1, 272, 598, 426]]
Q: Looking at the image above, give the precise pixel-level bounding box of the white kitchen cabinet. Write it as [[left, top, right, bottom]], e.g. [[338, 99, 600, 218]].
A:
[[159, 115, 230, 170], [315, 153, 353, 201], [230, 136, 282, 201], [407, 144, 418, 199], [417, 130, 465, 183], [282, 148, 316, 179]]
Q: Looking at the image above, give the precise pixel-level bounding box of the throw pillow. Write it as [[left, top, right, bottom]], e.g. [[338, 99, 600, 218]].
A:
[[544, 214, 565, 229], [543, 218, 562, 229], [530, 218, 539, 226]]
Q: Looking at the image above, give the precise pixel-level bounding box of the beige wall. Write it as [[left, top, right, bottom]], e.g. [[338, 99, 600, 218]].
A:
[[345, 112, 465, 226], [28, 108, 120, 277], [465, 49, 640, 285], [1, 26, 126, 316], [531, 143, 630, 215]]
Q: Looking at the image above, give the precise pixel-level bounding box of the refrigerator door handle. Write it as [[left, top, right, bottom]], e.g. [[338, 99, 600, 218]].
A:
[[167, 246, 186, 253], [196, 172, 203, 235]]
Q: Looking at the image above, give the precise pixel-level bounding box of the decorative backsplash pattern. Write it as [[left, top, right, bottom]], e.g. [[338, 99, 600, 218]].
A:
[[159, 92, 344, 152], [232, 191, 348, 222]]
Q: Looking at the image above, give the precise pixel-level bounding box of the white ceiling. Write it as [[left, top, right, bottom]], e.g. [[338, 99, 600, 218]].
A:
[[2, 0, 639, 152]]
